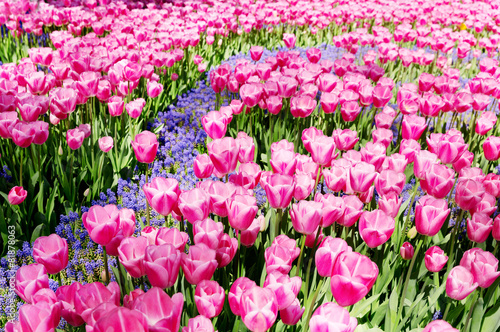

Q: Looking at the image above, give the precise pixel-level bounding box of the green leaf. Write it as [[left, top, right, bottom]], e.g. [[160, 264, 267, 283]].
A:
[[30, 223, 45, 243], [470, 297, 484, 332], [350, 293, 381, 318], [355, 324, 384, 332], [481, 299, 500, 332]]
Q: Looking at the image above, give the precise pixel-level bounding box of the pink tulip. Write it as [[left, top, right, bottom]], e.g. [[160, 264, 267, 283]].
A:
[[277, 75, 298, 98], [283, 33, 296, 48], [240, 286, 278, 332], [240, 83, 263, 108], [290, 95, 317, 118], [8, 186, 27, 205], [309, 134, 337, 166], [359, 210, 395, 248], [348, 162, 377, 194], [207, 137, 239, 176], [98, 136, 113, 153], [420, 164, 455, 199], [144, 244, 181, 289], [19, 301, 61, 332], [332, 129, 359, 151], [202, 111, 228, 140], [117, 236, 148, 278], [74, 282, 120, 322], [338, 195, 364, 227], [207, 181, 234, 217], [402, 114, 427, 140], [108, 96, 124, 117], [400, 242, 414, 260], [15, 263, 49, 303], [422, 320, 459, 332], [455, 179, 485, 211], [94, 307, 148, 332], [414, 150, 439, 180], [476, 111, 497, 135], [372, 84, 392, 108], [143, 177, 180, 216], [341, 101, 361, 122], [315, 193, 345, 227], [181, 243, 218, 285], [237, 134, 255, 163], [463, 249, 500, 288], [375, 170, 405, 196], [229, 277, 257, 316], [147, 80, 163, 98], [241, 215, 264, 247], [414, 195, 450, 237], [425, 246, 448, 272], [216, 233, 239, 268], [131, 131, 158, 164], [194, 154, 214, 179], [280, 298, 304, 326], [250, 46, 264, 61], [56, 282, 84, 326], [193, 218, 223, 250], [33, 234, 68, 274], [446, 266, 478, 300], [483, 136, 500, 161], [227, 194, 258, 231], [182, 315, 214, 332], [264, 271, 301, 310], [125, 98, 146, 119], [467, 213, 493, 243], [290, 200, 323, 235], [360, 142, 386, 171], [315, 236, 352, 277], [293, 174, 315, 201], [155, 227, 189, 251], [399, 138, 421, 163], [82, 205, 119, 246], [261, 173, 295, 209], [178, 188, 210, 224], [309, 302, 357, 332], [10, 122, 35, 148], [195, 280, 225, 318], [265, 244, 294, 275], [331, 251, 378, 306]]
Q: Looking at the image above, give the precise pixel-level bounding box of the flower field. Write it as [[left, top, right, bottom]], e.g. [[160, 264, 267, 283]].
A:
[[1, 0, 500, 331]]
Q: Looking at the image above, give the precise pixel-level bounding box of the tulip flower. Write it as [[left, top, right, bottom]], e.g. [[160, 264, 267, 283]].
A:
[[467, 213, 493, 243], [155, 227, 189, 251], [117, 236, 148, 278], [227, 194, 258, 231], [56, 281, 84, 326], [108, 96, 124, 116], [202, 111, 228, 140], [455, 179, 485, 211], [144, 244, 181, 289], [74, 282, 120, 322], [375, 169, 406, 196], [143, 177, 180, 216], [207, 137, 240, 176], [193, 218, 224, 250], [82, 205, 119, 246], [178, 188, 210, 224], [338, 195, 364, 227], [195, 280, 225, 318], [315, 236, 352, 277], [463, 249, 500, 288], [309, 302, 358, 332], [483, 136, 500, 161], [240, 286, 278, 332], [181, 243, 218, 285], [265, 244, 294, 275], [400, 242, 414, 260], [425, 246, 448, 272], [15, 263, 49, 304], [131, 130, 158, 164], [348, 162, 377, 194], [290, 200, 323, 235], [420, 164, 455, 199], [94, 307, 148, 332], [446, 266, 478, 300], [19, 301, 61, 332], [182, 315, 215, 332], [261, 173, 295, 209], [359, 210, 395, 248], [8, 186, 28, 205], [33, 234, 68, 274], [207, 181, 234, 217], [98, 136, 114, 152], [422, 320, 459, 332], [228, 277, 257, 316], [194, 154, 214, 179], [414, 195, 450, 237], [250, 46, 264, 61], [331, 252, 378, 306]]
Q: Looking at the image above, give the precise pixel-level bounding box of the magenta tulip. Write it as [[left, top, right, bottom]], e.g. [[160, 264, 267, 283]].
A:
[[359, 210, 395, 248], [181, 243, 218, 285], [195, 280, 225, 318], [144, 244, 181, 289], [14, 263, 49, 303], [82, 205, 119, 246], [8, 186, 27, 205], [32, 234, 68, 274], [207, 137, 239, 176], [425, 246, 448, 272], [131, 130, 158, 164], [315, 236, 352, 277], [446, 266, 478, 300], [290, 200, 323, 235], [227, 194, 258, 231], [240, 286, 278, 332], [309, 302, 357, 332], [94, 307, 148, 332], [143, 177, 180, 216], [414, 195, 450, 237], [178, 188, 210, 224]]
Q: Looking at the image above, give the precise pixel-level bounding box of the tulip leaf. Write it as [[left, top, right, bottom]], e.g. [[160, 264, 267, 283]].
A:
[[355, 324, 384, 332], [350, 293, 381, 318], [470, 297, 484, 332], [30, 223, 45, 243], [371, 299, 388, 327], [481, 300, 500, 332]]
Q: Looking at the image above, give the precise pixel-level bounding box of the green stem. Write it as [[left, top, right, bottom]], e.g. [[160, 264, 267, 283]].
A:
[[396, 236, 425, 328], [464, 291, 479, 332], [434, 272, 440, 289], [19, 150, 23, 187], [274, 208, 282, 242], [447, 209, 465, 271], [442, 301, 452, 321], [399, 180, 419, 249], [145, 163, 150, 226], [103, 246, 110, 285], [305, 227, 323, 296], [295, 234, 307, 278], [58, 272, 63, 287], [304, 277, 324, 332], [312, 165, 323, 199]]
